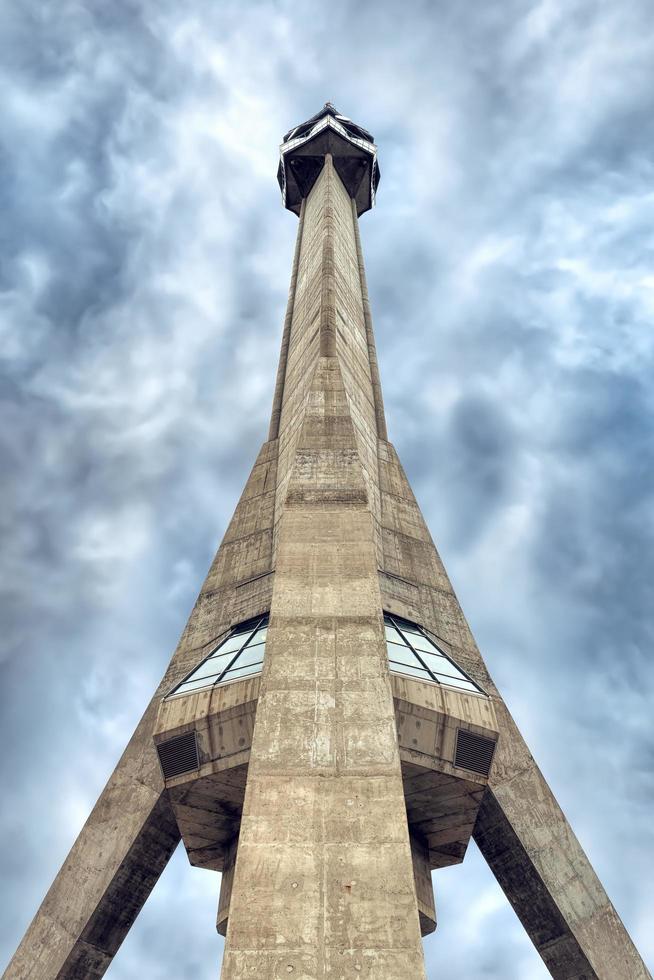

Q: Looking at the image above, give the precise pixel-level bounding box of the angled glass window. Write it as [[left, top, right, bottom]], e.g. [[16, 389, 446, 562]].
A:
[[165, 614, 269, 699], [384, 613, 486, 696]]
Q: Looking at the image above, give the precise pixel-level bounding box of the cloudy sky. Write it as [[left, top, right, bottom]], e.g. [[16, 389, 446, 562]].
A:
[[1, 0, 653, 976]]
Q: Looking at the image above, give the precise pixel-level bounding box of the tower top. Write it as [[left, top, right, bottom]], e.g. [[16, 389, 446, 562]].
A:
[[277, 103, 380, 217]]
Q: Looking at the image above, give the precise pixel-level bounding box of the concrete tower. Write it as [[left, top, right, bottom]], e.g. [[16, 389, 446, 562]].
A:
[[4, 105, 650, 980]]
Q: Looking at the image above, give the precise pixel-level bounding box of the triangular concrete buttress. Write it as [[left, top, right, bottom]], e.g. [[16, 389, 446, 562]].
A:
[[221, 354, 427, 977], [3, 440, 280, 979], [376, 440, 651, 980]]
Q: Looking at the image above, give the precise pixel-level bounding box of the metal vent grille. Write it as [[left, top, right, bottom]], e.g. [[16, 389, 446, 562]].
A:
[[454, 729, 496, 776], [157, 731, 199, 780]]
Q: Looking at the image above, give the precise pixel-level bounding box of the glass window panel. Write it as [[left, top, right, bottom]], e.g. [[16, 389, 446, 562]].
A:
[[386, 642, 421, 668], [419, 651, 467, 680], [232, 646, 265, 669], [207, 648, 240, 666], [175, 676, 219, 695], [213, 633, 249, 656], [184, 656, 232, 682], [389, 661, 431, 680], [382, 611, 486, 695], [409, 633, 442, 654], [222, 663, 263, 681], [393, 620, 423, 638], [434, 675, 479, 692], [245, 635, 266, 650], [165, 615, 269, 699]]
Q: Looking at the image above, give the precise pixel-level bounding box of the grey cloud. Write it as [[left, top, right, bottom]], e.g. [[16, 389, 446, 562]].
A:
[[444, 393, 517, 545], [1, 0, 653, 977]]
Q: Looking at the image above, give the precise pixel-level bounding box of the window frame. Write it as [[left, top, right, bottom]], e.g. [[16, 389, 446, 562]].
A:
[[165, 614, 269, 700], [384, 612, 487, 696]]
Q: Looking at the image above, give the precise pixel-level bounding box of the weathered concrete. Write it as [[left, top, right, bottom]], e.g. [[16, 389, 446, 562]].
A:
[[392, 674, 498, 870], [410, 831, 436, 937], [222, 349, 426, 978], [153, 677, 260, 872], [272, 154, 383, 569]]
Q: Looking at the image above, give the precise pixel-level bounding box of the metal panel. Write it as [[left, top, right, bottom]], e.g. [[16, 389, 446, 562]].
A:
[[454, 729, 496, 777], [157, 731, 199, 780]]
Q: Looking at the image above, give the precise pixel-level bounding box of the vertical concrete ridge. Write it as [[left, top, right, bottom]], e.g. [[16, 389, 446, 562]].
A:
[[313, 159, 383, 555], [283, 354, 369, 502], [272, 374, 319, 563], [272, 353, 372, 566], [351, 197, 388, 443], [319, 155, 337, 358], [272, 156, 383, 563], [220, 350, 427, 978], [269, 200, 306, 441]]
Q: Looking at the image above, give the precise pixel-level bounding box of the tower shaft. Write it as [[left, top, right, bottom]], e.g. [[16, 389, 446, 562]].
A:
[[272, 154, 385, 550], [221, 156, 426, 977]]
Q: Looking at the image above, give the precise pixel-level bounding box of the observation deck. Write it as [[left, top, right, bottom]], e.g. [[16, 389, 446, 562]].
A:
[[277, 102, 380, 216]]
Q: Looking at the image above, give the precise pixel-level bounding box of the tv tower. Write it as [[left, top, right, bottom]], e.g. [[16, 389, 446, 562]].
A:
[[5, 105, 650, 980]]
